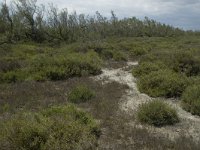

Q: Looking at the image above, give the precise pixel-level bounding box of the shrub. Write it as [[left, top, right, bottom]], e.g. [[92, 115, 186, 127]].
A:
[[170, 51, 200, 76], [136, 50, 200, 77], [189, 76, 200, 85], [0, 51, 102, 83], [132, 61, 167, 77], [65, 51, 102, 76], [181, 85, 200, 116], [0, 105, 99, 150], [0, 103, 10, 113], [138, 69, 188, 98], [28, 71, 47, 81], [112, 51, 127, 61], [130, 47, 148, 56], [0, 59, 21, 73], [68, 85, 95, 103], [45, 67, 66, 80], [137, 100, 179, 127], [100, 49, 114, 60], [0, 70, 28, 83], [32, 52, 102, 80], [100, 49, 127, 61]]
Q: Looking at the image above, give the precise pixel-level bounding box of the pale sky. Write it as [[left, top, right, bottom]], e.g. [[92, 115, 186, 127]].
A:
[[4, 0, 200, 30]]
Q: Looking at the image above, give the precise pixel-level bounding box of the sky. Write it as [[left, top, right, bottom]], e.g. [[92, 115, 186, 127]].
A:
[[5, 0, 200, 30]]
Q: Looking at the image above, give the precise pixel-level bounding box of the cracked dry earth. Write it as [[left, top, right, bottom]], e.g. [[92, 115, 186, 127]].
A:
[[93, 61, 200, 148]]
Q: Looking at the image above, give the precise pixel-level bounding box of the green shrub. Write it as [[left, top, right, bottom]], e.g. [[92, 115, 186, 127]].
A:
[[0, 70, 28, 83], [130, 47, 148, 56], [170, 51, 200, 76], [112, 51, 127, 61], [139, 54, 158, 62], [143, 50, 200, 77], [0, 51, 102, 83], [100, 49, 114, 60], [0, 105, 99, 150], [45, 67, 66, 80], [137, 100, 179, 127], [0, 103, 10, 113], [100, 49, 127, 61], [132, 61, 167, 77], [0, 59, 21, 73], [68, 85, 95, 103], [37, 51, 102, 78], [189, 76, 200, 85], [28, 71, 47, 81], [138, 69, 188, 98], [181, 85, 200, 116], [65, 51, 102, 76]]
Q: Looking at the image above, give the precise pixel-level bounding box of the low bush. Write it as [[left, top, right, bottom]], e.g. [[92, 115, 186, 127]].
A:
[[130, 47, 148, 56], [0, 51, 102, 83], [0, 105, 99, 150], [68, 85, 95, 103], [112, 51, 127, 61], [0, 59, 21, 73], [141, 50, 200, 77], [181, 85, 200, 116], [45, 67, 67, 80], [189, 76, 200, 85], [100, 49, 127, 61], [0, 70, 28, 83], [132, 61, 167, 77], [31, 51, 102, 79], [138, 69, 188, 98], [117, 41, 150, 57], [0, 103, 10, 113], [100, 49, 114, 60], [137, 100, 179, 127], [170, 51, 200, 76]]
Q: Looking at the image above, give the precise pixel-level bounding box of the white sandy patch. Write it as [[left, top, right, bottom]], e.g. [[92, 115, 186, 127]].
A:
[[92, 61, 200, 142]]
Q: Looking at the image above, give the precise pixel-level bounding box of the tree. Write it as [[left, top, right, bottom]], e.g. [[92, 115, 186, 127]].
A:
[[15, 0, 40, 41], [0, 0, 186, 44]]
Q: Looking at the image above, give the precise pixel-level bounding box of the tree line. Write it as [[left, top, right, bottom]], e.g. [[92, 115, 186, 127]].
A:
[[0, 0, 189, 44]]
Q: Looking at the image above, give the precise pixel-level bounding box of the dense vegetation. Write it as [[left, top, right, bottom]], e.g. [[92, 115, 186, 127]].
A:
[[0, 105, 99, 149], [131, 38, 200, 124], [138, 69, 188, 98], [0, 44, 102, 83], [133, 38, 200, 97], [137, 100, 179, 126], [182, 85, 200, 116]]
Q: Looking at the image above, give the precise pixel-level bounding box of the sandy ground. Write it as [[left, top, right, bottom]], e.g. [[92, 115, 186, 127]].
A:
[[93, 61, 200, 142]]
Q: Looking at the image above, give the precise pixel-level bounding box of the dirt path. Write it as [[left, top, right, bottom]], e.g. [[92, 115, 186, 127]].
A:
[[93, 61, 200, 143]]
